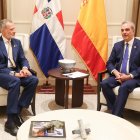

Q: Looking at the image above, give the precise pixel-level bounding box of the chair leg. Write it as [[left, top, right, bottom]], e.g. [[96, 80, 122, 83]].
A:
[[97, 103, 101, 111], [31, 103, 36, 116], [31, 93, 36, 115]]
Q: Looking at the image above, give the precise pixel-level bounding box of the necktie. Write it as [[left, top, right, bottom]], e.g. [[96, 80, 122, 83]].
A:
[[121, 43, 129, 73], [7, 41, 16, 68]]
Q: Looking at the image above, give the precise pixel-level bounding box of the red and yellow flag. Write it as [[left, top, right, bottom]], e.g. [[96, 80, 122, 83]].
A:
[[71, 0, 108, 81]]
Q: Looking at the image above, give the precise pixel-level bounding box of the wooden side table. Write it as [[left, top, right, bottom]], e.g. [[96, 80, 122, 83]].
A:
[[48, 68, 89, 109]]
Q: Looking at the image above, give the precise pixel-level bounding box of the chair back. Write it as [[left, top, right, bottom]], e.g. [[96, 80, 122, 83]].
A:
[[0, 33, 29, 53], [14, 33, 29, 53], [112, 36, 140, 46]]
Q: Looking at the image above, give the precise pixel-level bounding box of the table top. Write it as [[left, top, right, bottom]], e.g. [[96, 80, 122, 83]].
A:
[[17, 109, 140, 140], [48, 68, 89, 80]]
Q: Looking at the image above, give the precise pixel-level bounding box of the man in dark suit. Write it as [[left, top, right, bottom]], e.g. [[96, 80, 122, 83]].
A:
[[101, 21, 140, 117], [0, 19, 38, 136]]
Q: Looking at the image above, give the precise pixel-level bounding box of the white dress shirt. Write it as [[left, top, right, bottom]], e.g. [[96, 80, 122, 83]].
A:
[[2, 36, 14, 68]]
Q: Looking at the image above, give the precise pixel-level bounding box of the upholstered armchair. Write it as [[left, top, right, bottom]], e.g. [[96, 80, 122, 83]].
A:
[[97, 36, 140, 112], [0, 33, 36, 115]]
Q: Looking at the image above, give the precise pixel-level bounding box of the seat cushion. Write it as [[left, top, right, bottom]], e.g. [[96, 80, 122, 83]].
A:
[[0, 87, 8, 105], [0, 87, 24, 106], [0, 87, 8, 95], [113, 86, 140, 99]]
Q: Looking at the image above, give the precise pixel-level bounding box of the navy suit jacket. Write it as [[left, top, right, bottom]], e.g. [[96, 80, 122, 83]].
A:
[[0, 36, 30, 74], [107, 38, 140, 78]]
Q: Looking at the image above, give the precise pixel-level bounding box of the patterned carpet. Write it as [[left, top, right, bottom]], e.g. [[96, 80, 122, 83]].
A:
[[37, 84, 96, 94]]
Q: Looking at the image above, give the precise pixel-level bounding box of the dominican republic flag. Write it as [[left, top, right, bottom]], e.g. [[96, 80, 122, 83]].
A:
[[71, 0, 108, 81], [30, 0, 66, 77]]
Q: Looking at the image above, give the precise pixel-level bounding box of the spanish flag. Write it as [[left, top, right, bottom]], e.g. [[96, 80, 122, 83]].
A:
[[71, 0, 108, 81]]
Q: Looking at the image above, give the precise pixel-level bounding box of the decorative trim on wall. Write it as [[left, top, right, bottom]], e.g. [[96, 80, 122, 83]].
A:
[[64, 22, 122, 26], [12, 20, 122, 27], [125, 0, 133, 21], [13, 21, 31, 24], [66, 35, 71, 40], [66, 35, 112, 40]]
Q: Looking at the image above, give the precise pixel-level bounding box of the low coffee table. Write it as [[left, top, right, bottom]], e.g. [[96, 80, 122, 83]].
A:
[[17, 109, 140, 140]]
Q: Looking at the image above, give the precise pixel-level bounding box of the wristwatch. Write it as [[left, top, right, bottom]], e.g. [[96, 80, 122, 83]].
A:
[[9, 71, 16, 76]]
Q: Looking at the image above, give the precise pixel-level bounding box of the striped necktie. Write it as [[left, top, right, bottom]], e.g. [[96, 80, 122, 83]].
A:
[[7, 41, 16, 68], [121, 43, 129, 74]]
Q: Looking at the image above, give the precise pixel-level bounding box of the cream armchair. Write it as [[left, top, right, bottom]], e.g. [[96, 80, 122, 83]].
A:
[[97, 36, 140, 112], [0, 33, 36, 115]]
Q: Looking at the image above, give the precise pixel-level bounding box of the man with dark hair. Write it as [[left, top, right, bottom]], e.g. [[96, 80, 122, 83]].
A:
[[0, 19, 38, 136], [101, 21, 140, 117]]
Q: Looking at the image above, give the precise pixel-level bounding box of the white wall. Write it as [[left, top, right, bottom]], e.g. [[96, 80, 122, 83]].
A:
[[6, 0, 133, 85]]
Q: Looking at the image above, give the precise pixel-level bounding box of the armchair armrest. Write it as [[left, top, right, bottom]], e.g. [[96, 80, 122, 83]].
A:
[[29, 69, 37, 76], [97, 69, 108, 110], [98, 69, 108, 83], [97, 69, 108, 92], [28, 68, 37, 115]]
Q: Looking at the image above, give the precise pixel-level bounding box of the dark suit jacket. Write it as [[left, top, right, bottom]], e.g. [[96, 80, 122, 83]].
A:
[[0, 36, 30, 74], [107, 38, 140, 78]]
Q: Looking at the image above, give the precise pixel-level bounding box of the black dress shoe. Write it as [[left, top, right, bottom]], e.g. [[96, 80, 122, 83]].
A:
[[14, 115, 24, 127], [4, 121, 18, 136]]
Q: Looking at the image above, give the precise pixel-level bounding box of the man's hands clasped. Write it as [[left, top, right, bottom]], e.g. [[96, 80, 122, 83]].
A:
[[113, 70, 131, 84], [15, 68, 32, 78]]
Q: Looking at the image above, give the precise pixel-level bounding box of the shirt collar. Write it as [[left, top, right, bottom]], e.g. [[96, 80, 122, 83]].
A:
[[2, 35, 11, 44], [125, 38, 134, 46]]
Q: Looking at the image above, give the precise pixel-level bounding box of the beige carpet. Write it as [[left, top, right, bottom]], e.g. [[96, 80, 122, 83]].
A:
[[0, 94, 140, 140]]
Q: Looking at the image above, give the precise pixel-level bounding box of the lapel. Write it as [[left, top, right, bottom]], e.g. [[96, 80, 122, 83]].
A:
[[11, 39, 17, 61], [129, 38, 138, 65], [0, 36, 8, 58], [119, 41, 125, 62], [0, 36, 18, 63]]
